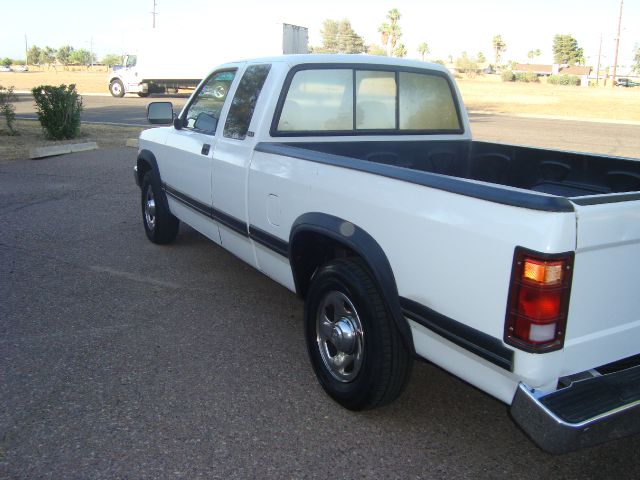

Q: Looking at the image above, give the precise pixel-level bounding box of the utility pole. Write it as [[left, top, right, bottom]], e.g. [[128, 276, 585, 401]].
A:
[[24, 35, 28, 67], [151, 0, 157, 29], [596, 34, 602, 86], [611, 0, 623, 87]]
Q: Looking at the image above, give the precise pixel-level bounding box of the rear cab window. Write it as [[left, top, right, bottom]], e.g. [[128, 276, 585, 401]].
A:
[[272, 65, 462, 136]]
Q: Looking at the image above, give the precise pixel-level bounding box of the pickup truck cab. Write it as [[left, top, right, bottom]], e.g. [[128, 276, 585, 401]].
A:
[[135, 55, 640, 453]]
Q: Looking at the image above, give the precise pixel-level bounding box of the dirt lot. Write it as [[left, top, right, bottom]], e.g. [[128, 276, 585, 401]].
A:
[[0, 120, 144, 162], [1, 68, 639, 122]]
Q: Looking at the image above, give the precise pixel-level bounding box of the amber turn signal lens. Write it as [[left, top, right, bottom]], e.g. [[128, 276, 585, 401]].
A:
[[523, 259, 563, 285]]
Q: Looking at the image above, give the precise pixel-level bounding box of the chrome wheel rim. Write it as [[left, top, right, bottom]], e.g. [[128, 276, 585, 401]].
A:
[[316, 290, 364, 382], [144, 187, 156, 230], [111, 82, 122, 96]]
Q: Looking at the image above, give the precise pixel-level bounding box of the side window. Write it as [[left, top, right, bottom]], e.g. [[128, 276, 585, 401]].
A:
[[223, 64, 271, 140], [184, 70, 236, 134]]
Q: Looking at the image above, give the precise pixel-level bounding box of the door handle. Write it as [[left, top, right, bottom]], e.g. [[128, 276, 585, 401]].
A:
[[201, 144, 211, 155]]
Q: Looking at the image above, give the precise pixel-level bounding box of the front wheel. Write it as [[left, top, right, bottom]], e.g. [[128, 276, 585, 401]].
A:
[[141, 173, 179, 244], [109, 79, 125, 97], [304, 258, 412, 410]]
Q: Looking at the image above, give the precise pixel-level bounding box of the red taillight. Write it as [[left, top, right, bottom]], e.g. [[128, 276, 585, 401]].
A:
[[504, 248, 574, 352]]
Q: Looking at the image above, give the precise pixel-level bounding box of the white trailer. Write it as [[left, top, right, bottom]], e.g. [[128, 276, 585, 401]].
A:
[[107, 23, 307, 97]]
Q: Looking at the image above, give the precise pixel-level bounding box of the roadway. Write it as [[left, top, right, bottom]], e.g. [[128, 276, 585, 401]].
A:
[[13, 92, 640, 158]]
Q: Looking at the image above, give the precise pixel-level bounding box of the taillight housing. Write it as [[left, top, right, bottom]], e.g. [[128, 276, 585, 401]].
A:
[[504, 247, 574, 353]]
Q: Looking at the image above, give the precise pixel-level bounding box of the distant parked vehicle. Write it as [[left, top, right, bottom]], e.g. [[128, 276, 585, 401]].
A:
[[616, 77, 640, 87], [12, 65, 28, 72], [0, 66, 11, 72]]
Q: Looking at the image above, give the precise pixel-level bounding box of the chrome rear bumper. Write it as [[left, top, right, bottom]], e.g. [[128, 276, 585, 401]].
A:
[[510, 365, 640, 454]]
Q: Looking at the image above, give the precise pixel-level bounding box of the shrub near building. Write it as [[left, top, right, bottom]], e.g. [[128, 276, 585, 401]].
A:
[[547, 75, 581, 86]]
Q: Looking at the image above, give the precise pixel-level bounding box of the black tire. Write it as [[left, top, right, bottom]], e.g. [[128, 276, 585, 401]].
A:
[[141, 172, 179, 244], [137, 92, 150, 98], [304, 258, 412, 410], [109, 79, 125, 97]]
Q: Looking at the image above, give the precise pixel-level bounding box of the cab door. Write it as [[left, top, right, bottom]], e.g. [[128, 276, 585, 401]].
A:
[[158, 69, 238, 244]]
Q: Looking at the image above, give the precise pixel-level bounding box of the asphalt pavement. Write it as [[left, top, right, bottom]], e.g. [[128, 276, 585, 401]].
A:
[[1, 147, 639, 478]]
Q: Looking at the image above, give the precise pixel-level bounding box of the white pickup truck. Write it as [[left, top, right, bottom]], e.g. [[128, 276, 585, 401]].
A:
[[134, 55, 640, 453]]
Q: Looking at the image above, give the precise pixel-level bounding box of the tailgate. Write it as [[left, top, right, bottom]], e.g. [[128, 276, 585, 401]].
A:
[[562, 199, 640, 374]]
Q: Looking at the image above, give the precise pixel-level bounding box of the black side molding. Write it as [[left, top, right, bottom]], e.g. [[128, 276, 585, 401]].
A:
[[400, 296, 514, 371]]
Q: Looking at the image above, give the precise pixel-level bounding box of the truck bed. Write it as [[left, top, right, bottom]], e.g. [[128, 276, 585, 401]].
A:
[[270, 140, 640, 200]]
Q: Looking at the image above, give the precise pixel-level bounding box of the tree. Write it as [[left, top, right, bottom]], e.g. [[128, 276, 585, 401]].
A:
[[317, 19, 365, 54], [394, 43, 407, 58], [455, 52, 479, 78], [417, 42, 429, 61], [379, 8, 402, 57], [27, 45, 42, 65], [39, 46, 57, 70], [477, 52, 486, 63], [69, 49, 95, 68], [102, 53, 122, 67], [552, 34, 584, 65], [492, 35, 506, 66], [632, 44, 640, 74], [367, 44, 386, 56], [57, 45, 74, 68], [1, 58, 12, 68], [527, 49, 542, 62]]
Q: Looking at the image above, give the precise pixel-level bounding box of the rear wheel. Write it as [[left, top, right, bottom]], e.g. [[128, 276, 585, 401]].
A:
[[137, 92, 150, 98], [304, 258, 412, 410], [141, 172, 179, 244]]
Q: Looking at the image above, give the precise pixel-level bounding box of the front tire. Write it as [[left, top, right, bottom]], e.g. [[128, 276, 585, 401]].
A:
[[109, 79, 125, 97], [304, 258, 412, 410], [141, 173, 179, 244]]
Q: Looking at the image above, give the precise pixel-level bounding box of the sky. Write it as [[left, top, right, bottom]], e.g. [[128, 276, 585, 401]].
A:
[[1, 0, 638, 69]]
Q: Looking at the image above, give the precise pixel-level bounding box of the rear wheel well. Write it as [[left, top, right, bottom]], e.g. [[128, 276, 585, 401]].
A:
[[290, 231, 360, 299]]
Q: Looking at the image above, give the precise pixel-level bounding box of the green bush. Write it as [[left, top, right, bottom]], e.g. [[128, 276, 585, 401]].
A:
[[514, 72, 539, 83], [547, 74, 581, 86], [501, 70, 515, 82], [31, 84, 83, 139], [0, 85, 18, 135]]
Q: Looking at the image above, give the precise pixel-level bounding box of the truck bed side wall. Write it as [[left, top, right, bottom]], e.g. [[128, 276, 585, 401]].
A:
[[284, 140, 640, 197]]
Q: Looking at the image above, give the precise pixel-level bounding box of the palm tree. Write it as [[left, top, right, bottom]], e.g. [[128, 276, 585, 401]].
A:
[[388, 24, 401, 56], [378, 23, 390, 54], [492, 35, 507, 66], [417, 42, 430, 61]]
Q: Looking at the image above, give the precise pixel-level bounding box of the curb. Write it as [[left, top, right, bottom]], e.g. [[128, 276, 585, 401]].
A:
[[30, 142, 98, 159]]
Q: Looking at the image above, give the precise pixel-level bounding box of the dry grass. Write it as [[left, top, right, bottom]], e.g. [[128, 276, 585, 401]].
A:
[[456, 75, 640, 122], [0, 67, 108, 94], [0, 119, 144, 162]]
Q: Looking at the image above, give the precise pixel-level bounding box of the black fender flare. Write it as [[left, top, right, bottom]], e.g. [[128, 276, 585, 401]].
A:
[[290, 212, 414, 354], [136, 149, 172, 213]]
